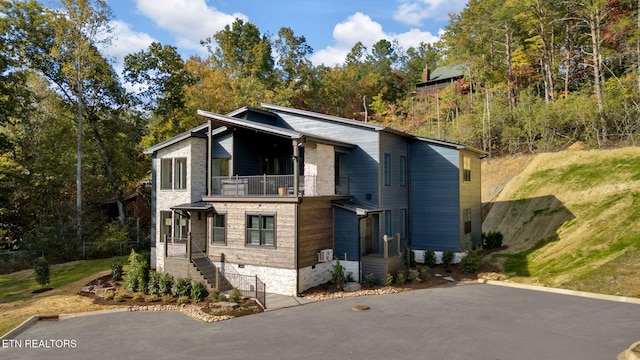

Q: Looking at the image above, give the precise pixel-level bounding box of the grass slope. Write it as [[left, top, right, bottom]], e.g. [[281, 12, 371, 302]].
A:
[[483, 146, 640, 297]]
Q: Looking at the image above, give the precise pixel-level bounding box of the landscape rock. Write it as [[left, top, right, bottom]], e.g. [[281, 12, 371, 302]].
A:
[[343, 282, 362, 292]]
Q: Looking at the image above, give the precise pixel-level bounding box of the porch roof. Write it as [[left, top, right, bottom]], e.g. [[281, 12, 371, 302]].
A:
[[332, 199, 382, 216], [170, 202, 214, 212]]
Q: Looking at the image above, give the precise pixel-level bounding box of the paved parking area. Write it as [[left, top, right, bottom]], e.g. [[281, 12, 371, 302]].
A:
[[1, 283, 639, 360]]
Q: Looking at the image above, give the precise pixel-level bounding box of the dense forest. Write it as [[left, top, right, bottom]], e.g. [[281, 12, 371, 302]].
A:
[[1, 0, 639, 257]]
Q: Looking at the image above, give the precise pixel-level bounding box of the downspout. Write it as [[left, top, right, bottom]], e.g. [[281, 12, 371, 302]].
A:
[[293, 138, 301, 295], [207, 119, 212, 196], [407, 141, 412, 251], [293, 138, 300, 195]]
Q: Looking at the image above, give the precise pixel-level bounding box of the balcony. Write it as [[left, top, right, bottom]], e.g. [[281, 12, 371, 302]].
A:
[[210, 175, 316, 197]]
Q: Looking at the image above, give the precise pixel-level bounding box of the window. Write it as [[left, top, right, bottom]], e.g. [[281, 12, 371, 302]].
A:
[[384, 153, 391, 186], [463, 156, 471, 182], [400, 156, 407, 186], [463, 208, 472, 234], [385, 210, 392, 236], [174, 212, 188, 240], [160, 158, 172, 190], [174, 158, 187, 189], [212, 213, 226, 245], [246, 214, 275, 247], [160, 211, 172, 242]]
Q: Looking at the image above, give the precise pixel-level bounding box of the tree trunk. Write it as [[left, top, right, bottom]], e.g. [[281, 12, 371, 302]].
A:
[[589, 9, 608, 145]]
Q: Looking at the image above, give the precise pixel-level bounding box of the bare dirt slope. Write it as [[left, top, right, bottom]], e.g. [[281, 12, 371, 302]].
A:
[[482, 145, 640, 297]]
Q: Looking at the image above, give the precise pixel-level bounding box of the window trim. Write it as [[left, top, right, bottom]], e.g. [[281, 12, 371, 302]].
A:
[[463, 208, 472, 234], [211, 213, 227, 245], [160, 158, 173, 190], [463, 156, 471, 182], [174, 157, 187, 190], [384, 153, 391, 186], [245, 213, 276, 248]]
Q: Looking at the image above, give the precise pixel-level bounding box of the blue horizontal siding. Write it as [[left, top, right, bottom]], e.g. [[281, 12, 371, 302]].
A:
[[410, 141, 461, 251], [334, 207, 359, 261]]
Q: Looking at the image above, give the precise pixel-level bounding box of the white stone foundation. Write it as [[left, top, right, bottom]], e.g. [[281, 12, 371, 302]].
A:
[[413, 250, 464, 265], [221, 263, 297, 296]]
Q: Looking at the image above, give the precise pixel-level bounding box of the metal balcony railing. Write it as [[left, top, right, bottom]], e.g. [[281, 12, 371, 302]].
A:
[[211, 175, 316, 197]]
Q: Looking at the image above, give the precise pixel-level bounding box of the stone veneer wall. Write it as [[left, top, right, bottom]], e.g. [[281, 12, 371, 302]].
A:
[[219, 262, 297, 296], [412, 249, 464, 264], [154, 137, 207, 272], [298, 259, 360, 292], [304, 143, 335, 196]]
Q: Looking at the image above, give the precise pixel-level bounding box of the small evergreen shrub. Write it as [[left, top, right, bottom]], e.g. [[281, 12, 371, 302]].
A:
[[159, 273, 174, 296], [442, 250, 455, 269], [330, 257, 347, 289], [33, 257, 50, 287], [364, 273, 376, 287], [483, 231, 504, 249], [124, 249, 148, 293], [460, 248, 481, 274], [418, 266, 431, 281], [395, 271, 406, 286], [113, 291, 127, 303], [176, 295, 190, 305], [424, 249, 437, 267], [229, 288, 243, 303], [383, 273, 394, 286], [208, 288, 221, 302], [146, 271, 162, 295], [408, 269, 421, 283], [174, 277, 192, 297], [111, 258, 123, 281], [191, 281, 209, 303]]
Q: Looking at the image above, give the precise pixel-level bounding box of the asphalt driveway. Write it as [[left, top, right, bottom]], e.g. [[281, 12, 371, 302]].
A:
[[1, 283, 639, 360]]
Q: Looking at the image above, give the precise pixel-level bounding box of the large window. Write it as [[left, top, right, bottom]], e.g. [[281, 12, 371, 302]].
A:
[[212, 213, 226, 245], [385, 210, 392, 236], [174, 212, 188, 240], [400, 209, 407, 239], [160, 211, 172, 242], [463, 156, 471, 182], [463, 208, 472, 234], [160, 157, 187, 190], [174, 158, 187, 189], [160, 158, 172, 190], [246, 214, 275, 247], [384, 153, 391, 186], [400, 156, 407, 186]]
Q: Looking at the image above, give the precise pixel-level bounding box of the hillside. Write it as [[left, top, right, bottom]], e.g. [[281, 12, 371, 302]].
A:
[[482, 145, 640, 297]]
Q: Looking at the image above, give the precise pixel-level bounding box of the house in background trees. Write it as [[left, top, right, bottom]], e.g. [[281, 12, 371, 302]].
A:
[[143, 104, 486, 297], [415, 64, 469, 96]]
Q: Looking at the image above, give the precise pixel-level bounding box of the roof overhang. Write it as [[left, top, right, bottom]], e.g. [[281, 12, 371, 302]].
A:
[[332, 199, 382, 216], [170, 202, 214, 212]]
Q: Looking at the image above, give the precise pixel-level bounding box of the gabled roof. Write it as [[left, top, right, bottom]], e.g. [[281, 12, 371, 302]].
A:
[[428, 65, 466, 82], [142, 123, 209, 154]]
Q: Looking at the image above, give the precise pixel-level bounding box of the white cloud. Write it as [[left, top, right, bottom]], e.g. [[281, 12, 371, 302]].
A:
[[135, 0, 247, 52], [393, 0, 468, 26], [105, 20, 157, 59], [311, 12, 439, 66]]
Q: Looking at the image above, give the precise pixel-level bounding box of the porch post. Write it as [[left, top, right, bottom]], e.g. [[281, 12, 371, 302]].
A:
[[187, 232, 192, 260], [293, 139, 300, 195], [383, 234, 389, 259]]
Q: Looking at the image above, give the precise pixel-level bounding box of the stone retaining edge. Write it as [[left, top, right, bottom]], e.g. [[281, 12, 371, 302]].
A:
[[0, 315, 39, 340]]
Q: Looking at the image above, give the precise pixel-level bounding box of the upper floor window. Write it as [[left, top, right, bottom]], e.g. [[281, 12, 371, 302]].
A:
[[246, 214, 275, 247], [463, 156, 471, 182], [160, 157, 187, 190], [384, 153, 391, 186], [212, 213, 226, 245], [400, 156, 407, 186]]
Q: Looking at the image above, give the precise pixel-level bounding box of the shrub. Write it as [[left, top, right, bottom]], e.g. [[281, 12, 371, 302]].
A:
[[395, 271, 406, 286], [124, 249, 149, 293], [229, 288, 243, 303], [191, 281, 209, 303], [176, 295, 190, 305], [418, 266, 431, 281], [330, 257, 347, 289], [460, 248, 481, 274], [424, 249, 437, 267], [103, 290, 115, 300], [442, 250, 455, 269], [408, 269, 421, 283], [161, 294, 174, 304], [208, 288, 221, 302], [408, 249, 416, 268], [111, 258, 123, 281], [159, 273, 174, 296], [483, 231, 504, 249], [146, 271, 162, 295], [33, 256, 50, 287], [364, 273, 376, 287], [132, 292, 145, 302], [383, 273, 394, 286], [174, 277, 192, 297], [113, 291, 127, 303], [145, 294, 159, 303]]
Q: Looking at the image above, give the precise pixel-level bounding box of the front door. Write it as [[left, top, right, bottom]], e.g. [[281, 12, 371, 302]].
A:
[[360, 214, 380, 256]]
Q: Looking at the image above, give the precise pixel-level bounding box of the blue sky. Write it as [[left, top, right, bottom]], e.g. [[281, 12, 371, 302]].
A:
[[104, 0, 467, 67]]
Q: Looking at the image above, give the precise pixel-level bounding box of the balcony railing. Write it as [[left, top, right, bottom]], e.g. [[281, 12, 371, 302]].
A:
[[211, 175, 316, 197]]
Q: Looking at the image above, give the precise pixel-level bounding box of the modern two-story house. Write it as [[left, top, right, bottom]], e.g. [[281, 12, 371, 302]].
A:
[[144, 104, 486, 297]]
